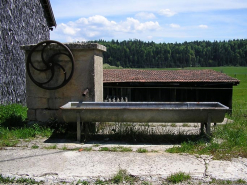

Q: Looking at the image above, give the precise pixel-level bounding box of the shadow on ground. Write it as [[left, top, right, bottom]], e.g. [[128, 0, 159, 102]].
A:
[[45, 130, 210, 145]]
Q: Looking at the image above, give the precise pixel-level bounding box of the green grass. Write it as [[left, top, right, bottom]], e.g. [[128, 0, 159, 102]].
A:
[[166, 172, 191, 184], [77, 180, 89, 185], [0, 123, 53, 147], [182, 123, 190, 127], [93, 144, 100, 147], [83, 147, 92, 151], [0, 174, 42, 184], [0, 104, 27, 128], [31, 145, 39, 149], [44, 145, 57, 149], [111, 169, 135, 184], [99, 146, 132, 152], [95, 179, 106, 184], [0, 175, 15, 183], [136, 148, 148, 153], [170, 123, 177, 127], [0, 104, 53, 148], [99, 147, 110, 151], [210, 178, 246, 184]]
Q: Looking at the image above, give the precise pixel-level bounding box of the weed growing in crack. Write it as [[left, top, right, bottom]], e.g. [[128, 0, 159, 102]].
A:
[[44, 145, 57, 149], [99, 146, 132, 152], [83, 147, 92, 151], [77, 179, 89, 184], [111, 169, 135, 184], [0, 175, 41, 184], [0, 175, 15, 183], [99, 147, 110, 151], [93, 144, 100, 147], [167, 172, 191, 184], [31, 145, 39, 149], [136, 148, 148, 153]]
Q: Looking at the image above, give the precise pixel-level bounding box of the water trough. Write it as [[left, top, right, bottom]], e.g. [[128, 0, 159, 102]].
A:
[[60, 102, 229, 141], [22, 40, 230, 142]]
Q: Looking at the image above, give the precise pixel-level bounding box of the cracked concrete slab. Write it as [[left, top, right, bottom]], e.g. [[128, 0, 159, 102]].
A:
[[207, 158, 247, 181], [0, 147, 246, 184]]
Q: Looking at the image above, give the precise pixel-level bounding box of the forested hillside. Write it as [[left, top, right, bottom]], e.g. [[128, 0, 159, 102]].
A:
[[94, 39, 247, 68]]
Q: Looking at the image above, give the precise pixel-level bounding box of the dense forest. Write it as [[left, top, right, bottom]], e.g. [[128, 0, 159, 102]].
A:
[[93, 39, 247, 68]]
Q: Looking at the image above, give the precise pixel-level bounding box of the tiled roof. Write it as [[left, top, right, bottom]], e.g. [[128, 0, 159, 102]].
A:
[[103, 69, 240, 84]]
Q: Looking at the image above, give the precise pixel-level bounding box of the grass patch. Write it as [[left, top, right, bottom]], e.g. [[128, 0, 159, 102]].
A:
[[170, 123, 177, 127], [110, 146, 132, 152], [0, 175, 42, 184], [31, 145, 39, 149], [93, 144, 100, 147], [61, 145, 68, 150], [118, 146, 132, 152], [111, 169, 135, 184], [99, 147, 110, 151], [44, 145, 57, 149], [0, 104, 53, 148], [236, 179, 247, 184], [0, 123, 53, 147], [0, 175, 15, 183], [141, 182, 152, 185], [77, 180, 89, 185], [182, 123, 190, 127], [136, 148, 148, 153], [83, 147, 92, 151], [209, 178, 246, 184], [15, 177, 41, 184], [0, 104, 27, 128], [167, 172, 191, 184], [95, 179, 106, 184], [99, 146, 132, 152]]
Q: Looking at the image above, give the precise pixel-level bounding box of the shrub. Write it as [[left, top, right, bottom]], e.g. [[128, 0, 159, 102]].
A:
[[0, 104, 27, 128]]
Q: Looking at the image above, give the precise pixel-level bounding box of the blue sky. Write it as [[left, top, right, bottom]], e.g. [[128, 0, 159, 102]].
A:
[[50, 0, 247, 43]]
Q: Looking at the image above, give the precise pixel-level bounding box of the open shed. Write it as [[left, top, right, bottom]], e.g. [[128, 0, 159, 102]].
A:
[[103, 69, 240, 112]]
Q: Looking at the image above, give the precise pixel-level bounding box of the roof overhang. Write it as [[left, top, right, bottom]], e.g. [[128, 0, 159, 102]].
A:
[[40, 0, 57, 30], [103, 69, 240, 86]]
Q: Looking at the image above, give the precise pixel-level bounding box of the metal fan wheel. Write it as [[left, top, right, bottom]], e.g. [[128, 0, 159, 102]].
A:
[[26, 40, 74, 90]]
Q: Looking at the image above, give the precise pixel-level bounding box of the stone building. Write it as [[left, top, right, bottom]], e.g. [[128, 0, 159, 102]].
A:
[[0, 0, 56, 104]]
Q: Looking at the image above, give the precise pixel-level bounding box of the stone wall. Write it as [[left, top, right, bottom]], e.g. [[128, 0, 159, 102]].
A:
[[0, 0, 50, 105], [21, 43, 106, 122]]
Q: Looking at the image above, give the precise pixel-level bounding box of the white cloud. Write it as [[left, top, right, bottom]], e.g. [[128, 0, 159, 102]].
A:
[[58, 23, 80, 35], [158, 9, 177, 17], [170, 24, 180, 28], [199, 24, 208, 29], [135, 12, 156, 20], [119, 18, 160, 32], [52, 15, 160, 42]]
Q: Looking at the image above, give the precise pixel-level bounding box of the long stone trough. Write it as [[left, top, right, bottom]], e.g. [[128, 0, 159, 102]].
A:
[[60, 102, 229, 141]]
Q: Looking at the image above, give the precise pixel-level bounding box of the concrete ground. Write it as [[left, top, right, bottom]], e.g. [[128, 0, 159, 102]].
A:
[[0, 120, 246, 184]]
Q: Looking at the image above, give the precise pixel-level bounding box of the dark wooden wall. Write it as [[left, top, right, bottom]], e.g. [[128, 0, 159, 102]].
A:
[[104, 82, 233, 111]]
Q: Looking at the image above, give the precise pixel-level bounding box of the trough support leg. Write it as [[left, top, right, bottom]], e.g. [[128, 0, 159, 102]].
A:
[[206, 113, 211, 135], [200, 122, 205, 134], [77, 113, 81, 142], [83, 122, 89, 142]]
